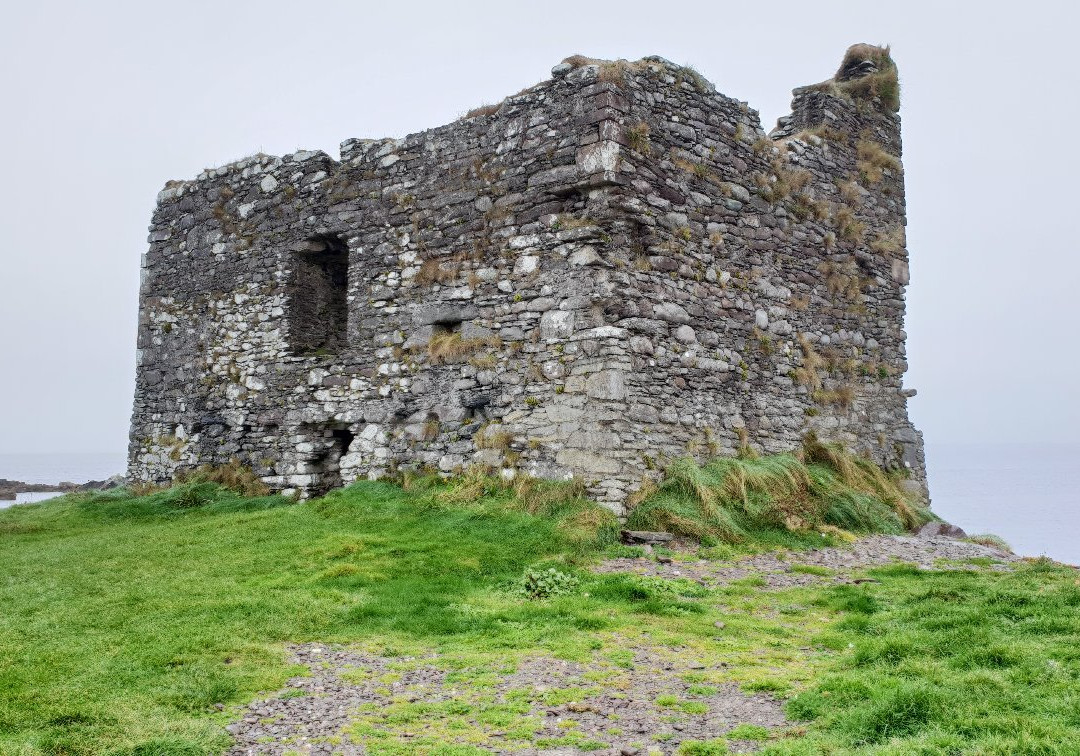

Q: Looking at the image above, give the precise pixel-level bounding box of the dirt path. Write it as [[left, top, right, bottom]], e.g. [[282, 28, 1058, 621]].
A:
[[594, 534, 1019, 589], [225, 644, 785, 755], [225, 535, 1016, 754]]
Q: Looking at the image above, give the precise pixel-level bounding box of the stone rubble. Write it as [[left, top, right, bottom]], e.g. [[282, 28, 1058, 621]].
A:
[[225, 645, 787, 755], [593, 535, 1020, 588]]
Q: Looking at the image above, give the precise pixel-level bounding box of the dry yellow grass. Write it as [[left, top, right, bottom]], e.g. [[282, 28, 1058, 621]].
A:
[[832, 205, 866, 244], [756, 163, 812, 203], [789, 293, 811, 311], [561, 57, 649, 87], [870, 226, 906, 255], [673, 156, 712, 180], [795, 333, 825, 392], [819, 259, 863, 301], [427, 332, 501, 364], [838, 179, 863, 205], [793, 125, 848, 144], [414, 258, 460, 286], [473, 423, 514, 451], [175, 459, 269, 497], [463, 103, 501, 119], [625, 121, 651, 155], [856, 139, 901, 183], [812, 385, 856, 409]]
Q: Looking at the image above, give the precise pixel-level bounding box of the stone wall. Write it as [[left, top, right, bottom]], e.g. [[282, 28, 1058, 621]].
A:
[[129, 45, 925, 512]]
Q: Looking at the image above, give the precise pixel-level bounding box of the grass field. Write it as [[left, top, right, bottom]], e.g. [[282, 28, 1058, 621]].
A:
[[1, 458, 1078, 754]]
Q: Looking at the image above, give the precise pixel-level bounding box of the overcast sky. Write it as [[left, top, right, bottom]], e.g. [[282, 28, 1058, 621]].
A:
[[1, 0, 1076, 455]]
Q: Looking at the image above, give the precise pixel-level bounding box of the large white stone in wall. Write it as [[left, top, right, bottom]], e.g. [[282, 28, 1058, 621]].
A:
[[585, 369, 627, 401], [545, 403, 584, 422], [540, 310, 574, 339], [555, 449, 621, 475], [653, 302, 691, 324], [568, 246, 600, 266], [577, 140, 621, 173], [514, 255, 540, 274]]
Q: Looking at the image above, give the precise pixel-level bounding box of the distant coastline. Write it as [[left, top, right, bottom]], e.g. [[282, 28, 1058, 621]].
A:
[[0, 452, 126, 502], [0, 452, 125, 487]]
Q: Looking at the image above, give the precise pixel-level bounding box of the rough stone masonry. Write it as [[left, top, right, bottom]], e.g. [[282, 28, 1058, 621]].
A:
[[128, 44, 926, 513]]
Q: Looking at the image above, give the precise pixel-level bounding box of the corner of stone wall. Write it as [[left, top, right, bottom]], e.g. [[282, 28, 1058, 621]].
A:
[[129, 46, 928, 510]]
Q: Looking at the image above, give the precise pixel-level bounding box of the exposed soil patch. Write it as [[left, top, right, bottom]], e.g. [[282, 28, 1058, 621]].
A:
[[226, 536, 1016, 753], [225, 644, 787, 754], [594, 535, 1019, 589]]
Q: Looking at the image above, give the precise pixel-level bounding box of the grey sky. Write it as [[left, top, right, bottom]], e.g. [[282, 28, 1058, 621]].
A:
[[1, 0, 1076, 454]]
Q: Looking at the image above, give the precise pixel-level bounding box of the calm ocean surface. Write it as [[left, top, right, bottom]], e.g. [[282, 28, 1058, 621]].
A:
[[925, 443, 1078, 565], [1, 445, 1076, 563]]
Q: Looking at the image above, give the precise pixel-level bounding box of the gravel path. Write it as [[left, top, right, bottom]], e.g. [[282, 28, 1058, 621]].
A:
[[594, 535, 1018, 589], [225, 535, 1016, 754], [225, 644, 786, 755]]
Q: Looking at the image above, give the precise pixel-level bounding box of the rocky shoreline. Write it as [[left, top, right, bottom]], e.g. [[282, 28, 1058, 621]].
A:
[[0, 476, 124, 501]]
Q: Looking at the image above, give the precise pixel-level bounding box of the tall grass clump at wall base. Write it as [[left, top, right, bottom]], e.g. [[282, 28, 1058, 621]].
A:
[[400, 467, 620, 552], [626, 437, 925, 542], [175, 458, 270, 496]]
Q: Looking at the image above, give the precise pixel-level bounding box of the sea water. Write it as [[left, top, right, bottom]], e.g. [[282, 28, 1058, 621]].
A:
[[0, 452, 125, 510], [0, 452, 125, 485], [926, 443, 1079, 565]]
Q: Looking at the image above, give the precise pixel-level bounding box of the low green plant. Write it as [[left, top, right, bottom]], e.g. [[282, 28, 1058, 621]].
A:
[[678, 739, 730, 755], [520, 568, 579, 600], [727, 723, 770, 740], [789, 564, 833, 577]]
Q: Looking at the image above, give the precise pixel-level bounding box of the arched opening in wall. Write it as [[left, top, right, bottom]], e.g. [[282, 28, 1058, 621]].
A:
[[301, 423, 355, 496], [287, 234, 349, 355]]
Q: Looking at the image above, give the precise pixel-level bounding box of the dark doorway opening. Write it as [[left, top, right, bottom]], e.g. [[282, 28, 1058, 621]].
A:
[[304, 424, 355, 496]]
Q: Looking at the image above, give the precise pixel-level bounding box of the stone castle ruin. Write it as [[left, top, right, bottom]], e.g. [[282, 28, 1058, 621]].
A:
[[129, 44, 925, 512]]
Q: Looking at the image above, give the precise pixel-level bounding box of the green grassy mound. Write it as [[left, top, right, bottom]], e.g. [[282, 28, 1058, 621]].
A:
[[0, 456, 1071, 755], [773, 560, 1080, 753], [0, 477, 616, 753]]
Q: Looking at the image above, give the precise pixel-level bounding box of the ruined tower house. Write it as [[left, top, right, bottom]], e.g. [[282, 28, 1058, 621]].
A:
[[128, 45, 926, 512]]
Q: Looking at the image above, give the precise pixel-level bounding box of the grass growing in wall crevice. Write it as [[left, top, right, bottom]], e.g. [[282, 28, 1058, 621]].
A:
[[626, 437, 926, 543]]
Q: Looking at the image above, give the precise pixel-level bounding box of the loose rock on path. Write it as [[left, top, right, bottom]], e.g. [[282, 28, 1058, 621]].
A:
[[225, 644, 786, 755], [594, 535, 1018, 589]]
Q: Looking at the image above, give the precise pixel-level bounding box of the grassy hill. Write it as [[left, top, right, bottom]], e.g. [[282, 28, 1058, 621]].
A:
[[1, 452, 1077, 754]]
